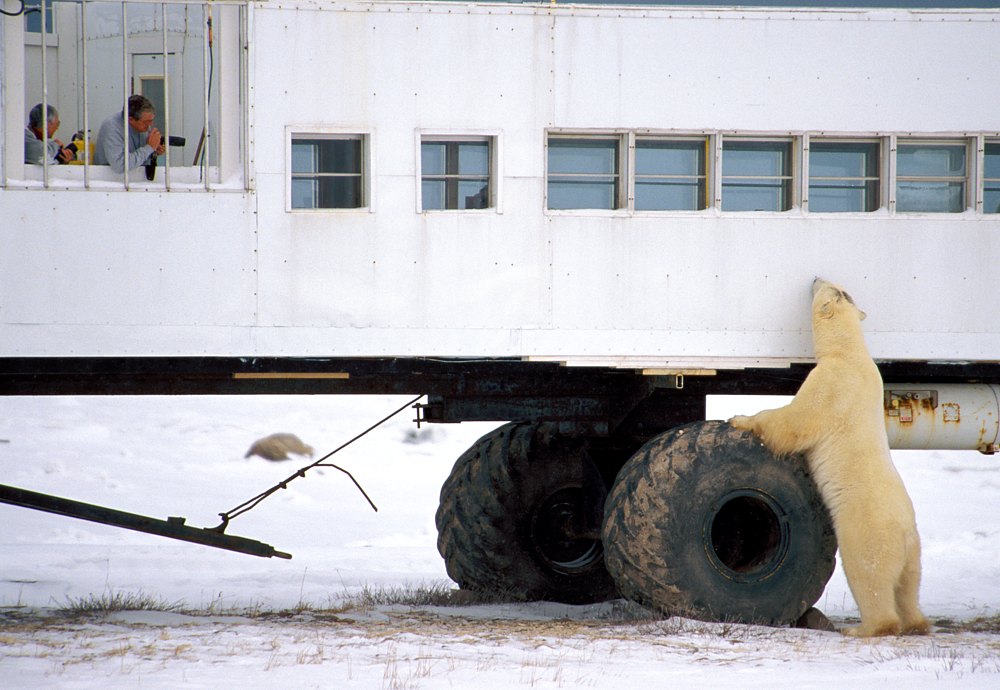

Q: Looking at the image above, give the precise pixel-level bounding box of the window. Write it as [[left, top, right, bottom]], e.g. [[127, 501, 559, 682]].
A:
[[15, 0, 242, 190], [291, 135, 365, 209], [420, 138, 492, 210], [808, 141, 880, 212], [722, 139, 793, 211], [896, 141, 967, 213], [547, 136, 622, 210], [635, 138, 707, 211], [24, 0, 54, 34], [985, 142, 1000, 214]]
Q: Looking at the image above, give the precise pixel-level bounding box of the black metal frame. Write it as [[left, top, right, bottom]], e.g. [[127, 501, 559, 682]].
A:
[[2, 355, 997, 556], [3, 356, 998, 426]]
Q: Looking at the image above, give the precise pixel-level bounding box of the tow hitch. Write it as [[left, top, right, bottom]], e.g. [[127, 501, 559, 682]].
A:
[[0, 484, 292, 559], [0, 396, 420, 560]]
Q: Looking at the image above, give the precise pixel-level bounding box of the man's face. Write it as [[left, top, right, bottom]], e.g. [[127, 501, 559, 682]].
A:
[[45, 117, 60, 138], [128, 111, 155, 133]]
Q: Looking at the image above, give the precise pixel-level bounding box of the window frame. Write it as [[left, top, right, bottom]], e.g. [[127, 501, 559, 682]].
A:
[[894, 138, 970, 214], [806, 137, 883, 213], [983, 138, 1000, 215], [720, 136, 796, 213], [417, 133, 498, 212], [9, 0, 246, 191], [545, 131, 627, 212], [633, 135, 710, 212], [286, 129, 371, 213], [24, 0, 55, 36]]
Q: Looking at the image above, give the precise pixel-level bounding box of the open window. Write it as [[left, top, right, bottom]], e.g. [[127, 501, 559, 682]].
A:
[[6, 0, 246, 190]]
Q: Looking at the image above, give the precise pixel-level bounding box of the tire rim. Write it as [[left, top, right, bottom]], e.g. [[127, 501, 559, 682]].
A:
[[704, 489, 790, 583], [531, 486, 603, 575]]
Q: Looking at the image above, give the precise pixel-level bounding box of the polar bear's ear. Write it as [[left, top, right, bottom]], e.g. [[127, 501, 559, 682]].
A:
[[817, 300, 835, 319], [858, 309, 867, 321]]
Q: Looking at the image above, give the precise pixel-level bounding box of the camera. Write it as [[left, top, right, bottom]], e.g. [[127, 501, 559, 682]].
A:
[[144, 135, 187, 180]]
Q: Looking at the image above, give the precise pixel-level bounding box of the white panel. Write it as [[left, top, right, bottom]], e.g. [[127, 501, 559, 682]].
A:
[[3, 2, 1000, 365], [552, 10, 1000, 132], [0, 190, 257, 327]]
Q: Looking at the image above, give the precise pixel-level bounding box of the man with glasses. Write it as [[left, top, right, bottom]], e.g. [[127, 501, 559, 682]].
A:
[[94, 94, 165, 173]]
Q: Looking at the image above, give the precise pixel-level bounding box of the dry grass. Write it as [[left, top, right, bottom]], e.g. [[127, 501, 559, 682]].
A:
[[59, 590, 182, 616], [3, 591, 1000, 686]]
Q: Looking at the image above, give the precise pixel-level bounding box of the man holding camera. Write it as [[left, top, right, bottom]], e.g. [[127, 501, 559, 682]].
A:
[[24, 104, 75, 165], [94, 95, 165, 174]]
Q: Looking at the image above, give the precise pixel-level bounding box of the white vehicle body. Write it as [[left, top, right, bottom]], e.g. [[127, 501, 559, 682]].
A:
[[1, 0, 998, 369], [3, 1, 999, 619]]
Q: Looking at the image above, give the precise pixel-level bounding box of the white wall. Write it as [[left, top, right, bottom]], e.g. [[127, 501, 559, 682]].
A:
[[3, 2, 1000, 363]]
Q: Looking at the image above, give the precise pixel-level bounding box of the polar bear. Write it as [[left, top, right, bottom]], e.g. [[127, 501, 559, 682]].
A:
[[245, 433, 314, 461], [729, 278, 929, 637]]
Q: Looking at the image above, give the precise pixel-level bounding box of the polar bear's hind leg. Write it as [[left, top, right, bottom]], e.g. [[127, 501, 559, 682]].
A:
[[897, 540, 931, 635], [839, 531, 903, 637]]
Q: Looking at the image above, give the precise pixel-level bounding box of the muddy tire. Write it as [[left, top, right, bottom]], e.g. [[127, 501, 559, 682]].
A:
[[435, 422, 617, 604], [602, 420, 836, 625]]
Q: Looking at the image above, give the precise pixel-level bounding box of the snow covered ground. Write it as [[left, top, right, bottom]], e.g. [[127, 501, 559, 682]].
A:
[[2, 394, 999, 687]]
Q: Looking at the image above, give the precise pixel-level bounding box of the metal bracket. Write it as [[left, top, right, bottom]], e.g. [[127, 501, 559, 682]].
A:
[[884, 389, 938, 423]]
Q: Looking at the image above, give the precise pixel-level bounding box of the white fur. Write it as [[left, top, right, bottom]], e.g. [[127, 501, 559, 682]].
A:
[[245, 433, 314, 461], [730, 279, 929, 637]]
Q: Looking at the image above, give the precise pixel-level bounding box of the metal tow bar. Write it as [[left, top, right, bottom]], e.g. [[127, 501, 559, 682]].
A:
[[0, 484, 292, 560]]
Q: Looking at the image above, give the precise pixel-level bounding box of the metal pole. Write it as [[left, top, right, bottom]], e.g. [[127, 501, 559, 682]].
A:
[[0, 484, 292, 559], [122, 1, 130, 189], [203, 3, 211, 190], [40, 0, 49, 187], [82, 0, 90, 187], [162, 2, 170, 189]]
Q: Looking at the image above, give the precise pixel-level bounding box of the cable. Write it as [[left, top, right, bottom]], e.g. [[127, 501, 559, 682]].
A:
[[212, 395, 423, 531], [1, 0, 29, 17]]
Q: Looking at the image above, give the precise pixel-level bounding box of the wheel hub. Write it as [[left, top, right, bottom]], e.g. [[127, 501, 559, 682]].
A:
[[705, 489, 790, 583], [531, 487, 603, 574]]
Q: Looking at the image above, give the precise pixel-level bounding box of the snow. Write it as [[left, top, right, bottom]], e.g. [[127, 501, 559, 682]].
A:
[[2, 394, 999, 687]]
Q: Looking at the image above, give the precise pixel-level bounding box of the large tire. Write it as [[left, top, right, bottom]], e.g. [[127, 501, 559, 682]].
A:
[[602, 420, 836, 625], [435, 422, 617, 604]]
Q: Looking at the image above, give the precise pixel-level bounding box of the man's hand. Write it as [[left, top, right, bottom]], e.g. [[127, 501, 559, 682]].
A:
[[147, 127, 165, 155], [57, 145, 74, 163]]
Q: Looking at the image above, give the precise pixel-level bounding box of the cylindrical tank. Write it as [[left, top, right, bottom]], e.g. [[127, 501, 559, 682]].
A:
[[884, 384, 1000, 454]]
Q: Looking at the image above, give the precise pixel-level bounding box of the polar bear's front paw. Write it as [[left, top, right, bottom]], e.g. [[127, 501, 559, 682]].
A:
[[728, 415, 753, 430]]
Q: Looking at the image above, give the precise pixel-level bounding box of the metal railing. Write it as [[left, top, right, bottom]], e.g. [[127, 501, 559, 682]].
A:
[[23, 0, 240, 191]]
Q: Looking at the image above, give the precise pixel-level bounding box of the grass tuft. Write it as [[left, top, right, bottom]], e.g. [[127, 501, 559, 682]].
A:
[[59, 590, 183, 615]]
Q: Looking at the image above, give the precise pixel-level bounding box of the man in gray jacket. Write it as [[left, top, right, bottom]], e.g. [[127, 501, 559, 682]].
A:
[[24, 103, 74, 165], [94, 95, 164, 173]]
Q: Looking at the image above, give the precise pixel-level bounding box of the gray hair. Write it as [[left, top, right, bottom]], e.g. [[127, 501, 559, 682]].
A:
[[28, 103, 58, 130]]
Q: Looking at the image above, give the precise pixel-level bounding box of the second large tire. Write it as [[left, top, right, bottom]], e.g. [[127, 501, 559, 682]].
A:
[[602, 420, 837, 625], [436, 422, 617, 604]]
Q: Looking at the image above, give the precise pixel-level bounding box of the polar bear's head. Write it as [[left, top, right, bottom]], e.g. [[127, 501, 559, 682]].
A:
[[812, 278, 867, 324]]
